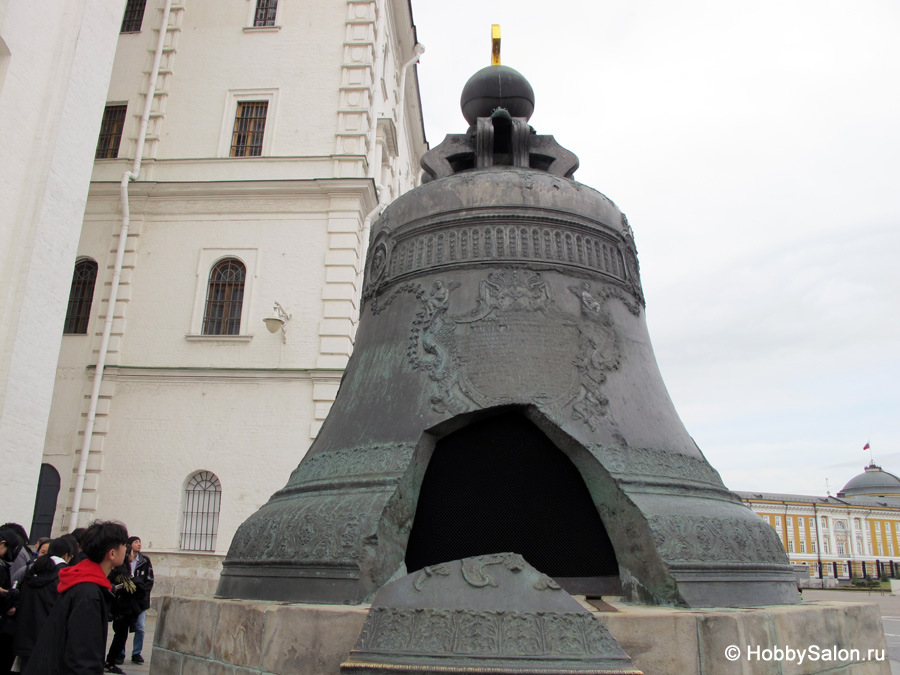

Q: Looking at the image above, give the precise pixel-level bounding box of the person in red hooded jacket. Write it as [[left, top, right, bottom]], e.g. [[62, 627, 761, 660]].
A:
[[23, 521, 128, 675]]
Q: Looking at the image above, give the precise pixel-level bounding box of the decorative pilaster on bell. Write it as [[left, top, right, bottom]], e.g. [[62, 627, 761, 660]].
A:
[[475, 109, 531, 169]]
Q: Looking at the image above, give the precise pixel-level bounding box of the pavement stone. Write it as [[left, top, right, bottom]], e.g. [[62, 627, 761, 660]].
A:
[[104, 610, 156, 675], [805, 589, 899, 674]]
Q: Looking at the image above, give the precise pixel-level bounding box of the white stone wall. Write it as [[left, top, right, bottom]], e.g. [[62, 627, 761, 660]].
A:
[[39, 0, 426, 565], [0, 0, 126, 528], [47, 181, 371, 549], [146, 551, 224, 601]]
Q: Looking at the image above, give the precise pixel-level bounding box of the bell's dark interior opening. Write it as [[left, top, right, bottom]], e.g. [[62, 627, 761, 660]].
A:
[[405, 412, 619, 582]]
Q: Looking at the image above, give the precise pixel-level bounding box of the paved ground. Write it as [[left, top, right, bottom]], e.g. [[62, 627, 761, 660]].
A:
[[106, 592, 900, 674], [103, 610, 156, 675], [805, 589, 900, 674]]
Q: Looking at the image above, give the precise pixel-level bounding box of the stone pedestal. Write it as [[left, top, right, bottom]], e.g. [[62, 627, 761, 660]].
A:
[[151, 595, 889, 675]]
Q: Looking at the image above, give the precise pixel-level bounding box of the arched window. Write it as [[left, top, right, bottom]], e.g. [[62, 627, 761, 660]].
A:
[[63, 259, 98, 334], [181, 471, 221, 551], [202, 258, 245, 335]]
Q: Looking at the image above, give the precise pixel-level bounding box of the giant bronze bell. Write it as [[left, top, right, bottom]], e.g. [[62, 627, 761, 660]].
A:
[[218, 62, 798, 609]]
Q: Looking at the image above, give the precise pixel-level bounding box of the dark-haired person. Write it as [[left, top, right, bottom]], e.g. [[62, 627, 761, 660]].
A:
[[11, 537, 52, 588], [0, 527, 24, 674], [13, 538, 73, 673], [59, 535, 79, 562], [33, 538, 51, 558], [0, 524, 33, 581], [113, 536, 153, 665], [69, 528, 88, 565], [104, 546, 139, 675], [23, 520, 128, 675]]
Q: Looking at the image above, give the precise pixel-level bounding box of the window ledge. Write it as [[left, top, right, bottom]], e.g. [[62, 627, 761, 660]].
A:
[[185, 334, 253, 342], [149, 549, 224, 556], [243, 25, 281, 32]]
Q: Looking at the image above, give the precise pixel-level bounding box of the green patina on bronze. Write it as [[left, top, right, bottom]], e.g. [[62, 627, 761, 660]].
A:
[[218, 64, 799, 610]]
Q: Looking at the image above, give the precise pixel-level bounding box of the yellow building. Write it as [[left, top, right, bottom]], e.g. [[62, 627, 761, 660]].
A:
[[739, 462, 900, 584]]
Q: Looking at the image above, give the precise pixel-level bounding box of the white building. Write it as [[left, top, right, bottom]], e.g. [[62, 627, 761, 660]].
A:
[[0, 0, 127, 528], [34, 0, 426, 595]]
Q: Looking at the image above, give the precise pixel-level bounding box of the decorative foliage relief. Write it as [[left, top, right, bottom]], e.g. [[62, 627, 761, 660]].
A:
[[648, 514, 790, 565], [291, 443, 416, 485], [393, 269, 633, 431], [412, 553, 559, 594], [592, 446, 725, 487], [357, 608, 622, 658], [225, 491, 388, 565], [362, 220, 644, 307]]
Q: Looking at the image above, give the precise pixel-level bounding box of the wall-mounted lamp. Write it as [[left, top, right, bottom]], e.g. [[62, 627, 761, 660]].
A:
[[263, 302, 291, 343]]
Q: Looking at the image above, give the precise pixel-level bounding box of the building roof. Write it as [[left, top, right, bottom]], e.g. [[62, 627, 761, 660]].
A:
[[734, 490, 900, 509], [837, 462, 900, 498]]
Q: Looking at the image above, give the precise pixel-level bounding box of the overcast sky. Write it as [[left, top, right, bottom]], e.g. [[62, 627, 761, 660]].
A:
[[410, 0, 900, 497]]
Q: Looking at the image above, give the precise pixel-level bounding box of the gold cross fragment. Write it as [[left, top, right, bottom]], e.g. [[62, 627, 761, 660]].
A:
[[491, 24, 501, 65]]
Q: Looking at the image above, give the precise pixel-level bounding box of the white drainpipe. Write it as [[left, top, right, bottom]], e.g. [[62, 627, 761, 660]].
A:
[[68, 0, 173, 531], [355, 43, 424, 323], [353, 185, 389, 327], [393, 43, 425, 196], [363, 184, 389, 246]]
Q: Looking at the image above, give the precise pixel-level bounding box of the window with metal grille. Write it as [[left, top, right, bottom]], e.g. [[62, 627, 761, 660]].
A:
[[63, 259, 98, 334], [230, 101, 268, 157], [202, 258, 246, 335], [95, 105, 127, 159], [181, 471, 221, 551], [121, 0, 147, 32], [253, 0, 278, 26]]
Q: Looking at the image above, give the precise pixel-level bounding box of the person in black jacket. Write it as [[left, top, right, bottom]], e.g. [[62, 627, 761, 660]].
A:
[[104, 546, 140, 674], [117, 536, 153, 665], [0, 527, 23, 675], [0, 524, 33, 582], [12, 538, 73, 673], [23, 520, 128, 675]]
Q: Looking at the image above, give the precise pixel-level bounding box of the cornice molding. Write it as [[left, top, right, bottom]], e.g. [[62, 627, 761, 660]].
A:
[[100, 366, 344, 384], [88, 177, 377, 201]]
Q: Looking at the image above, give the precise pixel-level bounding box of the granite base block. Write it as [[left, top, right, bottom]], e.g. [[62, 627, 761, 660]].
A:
[[150, 596, 888, 675]]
